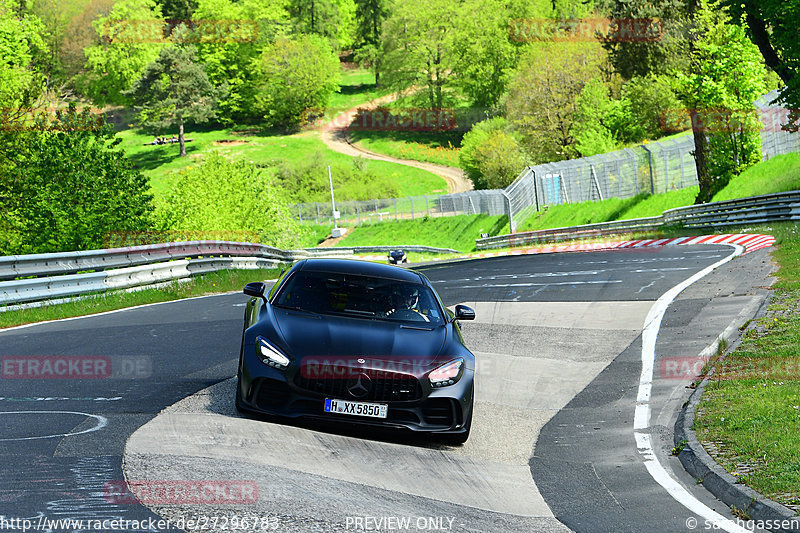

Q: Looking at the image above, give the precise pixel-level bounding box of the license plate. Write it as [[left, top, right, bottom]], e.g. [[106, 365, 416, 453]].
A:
[[324, 398, 388, 419]]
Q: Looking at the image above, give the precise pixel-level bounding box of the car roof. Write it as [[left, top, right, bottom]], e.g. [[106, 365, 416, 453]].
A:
[[295, 258, 424, 284]]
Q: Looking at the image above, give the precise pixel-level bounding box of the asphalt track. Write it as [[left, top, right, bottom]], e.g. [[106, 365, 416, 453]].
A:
[[0, 245, 775, 532]]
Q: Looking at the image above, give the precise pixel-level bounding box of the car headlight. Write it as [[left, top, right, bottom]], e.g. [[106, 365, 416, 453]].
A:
[[428, 358, 464, 387], [256, 336, 290, 368]]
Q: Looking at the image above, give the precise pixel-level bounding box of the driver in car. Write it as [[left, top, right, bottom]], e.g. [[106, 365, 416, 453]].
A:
[[387, 286, 430, 322]]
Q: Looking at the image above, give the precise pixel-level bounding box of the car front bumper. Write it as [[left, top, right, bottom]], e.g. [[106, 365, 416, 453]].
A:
[[237, 359, 473, 435]]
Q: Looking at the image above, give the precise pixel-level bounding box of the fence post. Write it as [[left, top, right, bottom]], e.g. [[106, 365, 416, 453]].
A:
[[503, 192, 515, 233], [316, 203, 321, 224], [298, 204, 303, 223], [356, 202, 361, 225], [641, 144, 655, 194], [393, 198, 397, 220], [590, 165, 604, 201], [425, 196, 430, 217], [410, 197, 414, 219]]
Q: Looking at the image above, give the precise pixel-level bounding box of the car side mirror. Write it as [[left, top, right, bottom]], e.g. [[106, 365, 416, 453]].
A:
[[243, 281, 267, 302], [454, 305, 475, 321]]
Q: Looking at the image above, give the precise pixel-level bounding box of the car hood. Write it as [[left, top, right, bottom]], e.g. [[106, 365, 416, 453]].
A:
[[272, 307, 450, 369]]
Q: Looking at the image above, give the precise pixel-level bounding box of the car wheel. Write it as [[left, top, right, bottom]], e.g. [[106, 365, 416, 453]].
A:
[[438, 404, 472, 445]]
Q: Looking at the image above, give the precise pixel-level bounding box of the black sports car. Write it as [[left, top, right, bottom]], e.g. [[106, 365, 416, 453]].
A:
[[236, 258, 476, 443], [387, 249, 407, 264]]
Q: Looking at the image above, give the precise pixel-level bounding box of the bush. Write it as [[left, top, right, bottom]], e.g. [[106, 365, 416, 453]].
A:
[[459, 117, 526, 189], [159, 152, 300, 248], [0, 106, 154, 254]]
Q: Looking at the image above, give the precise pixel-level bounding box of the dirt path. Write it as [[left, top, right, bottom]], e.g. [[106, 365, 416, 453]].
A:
[[319, 96, 474, 194]]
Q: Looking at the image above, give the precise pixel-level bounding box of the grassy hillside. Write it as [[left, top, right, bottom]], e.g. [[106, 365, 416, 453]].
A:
[[116, 129, 448, 201], [711, 152, 800, 201]]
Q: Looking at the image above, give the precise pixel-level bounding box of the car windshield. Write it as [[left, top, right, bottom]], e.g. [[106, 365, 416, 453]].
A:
[[273, 271, 444, 325]]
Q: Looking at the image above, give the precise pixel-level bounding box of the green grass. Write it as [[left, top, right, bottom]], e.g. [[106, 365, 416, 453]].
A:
[[327, 68, 393, 116], [116, 129, 447, 200], [693, 222, 800, 510], [517, 195, 648, 232], [349, 130, 462, 167], [338, 214, 508, 252], [619, 187, 700, 219], [0, 268, 282, 329], [296, 224, 335, 247], [712, 153, 800, 202]]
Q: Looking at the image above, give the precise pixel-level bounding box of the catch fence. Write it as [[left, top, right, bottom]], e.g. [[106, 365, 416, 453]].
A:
[[294, 90, 799, 232]]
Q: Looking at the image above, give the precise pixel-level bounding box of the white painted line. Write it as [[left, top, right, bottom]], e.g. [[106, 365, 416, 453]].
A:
[[459, 280, 623, 289], [634, 242, 751, 532], [0, 411, 108, 441]]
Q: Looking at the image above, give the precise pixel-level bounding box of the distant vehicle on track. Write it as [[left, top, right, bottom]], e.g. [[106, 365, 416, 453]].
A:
[[236, 258, 476, 443], [388, 249, 407, 264]]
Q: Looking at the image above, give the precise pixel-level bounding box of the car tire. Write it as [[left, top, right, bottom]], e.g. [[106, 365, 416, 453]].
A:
[[235, 371, 247, 413]]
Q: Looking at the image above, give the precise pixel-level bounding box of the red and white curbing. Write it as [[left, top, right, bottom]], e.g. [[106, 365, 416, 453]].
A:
[[468, 233, 776, 259], [353, 234, 775, 262]]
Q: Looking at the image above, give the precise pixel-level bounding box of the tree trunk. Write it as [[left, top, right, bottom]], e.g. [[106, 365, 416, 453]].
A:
[[179, 118, 186, 157]]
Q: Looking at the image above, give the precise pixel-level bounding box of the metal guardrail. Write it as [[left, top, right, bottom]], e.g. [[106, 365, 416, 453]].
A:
[[0, 242, 458, 306], [476, 190, 800, 250]]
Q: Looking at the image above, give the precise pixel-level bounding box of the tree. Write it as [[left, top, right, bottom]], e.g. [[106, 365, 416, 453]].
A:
[[0, 0, 47, 115], [256, 35, 340, 129], [353, 0, 388, 84], [381, 0, 461, 109], [0, 105, 154, 254], [24, 0, 86, 80], [287, 0, 342, 44], [598, 0, 691, 80], [157, 0, 197, 20], [504, 43, 608, 163], [676, 0, 768, 203], [83, 0, 165, 105], [191, 0, 291, 122], [60, 0, 115, 84], [722, 0, 800, 131], [126, 46, 221, 156]]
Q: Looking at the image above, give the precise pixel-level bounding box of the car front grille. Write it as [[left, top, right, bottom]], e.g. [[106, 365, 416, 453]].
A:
[[294, 368, 423, 402]]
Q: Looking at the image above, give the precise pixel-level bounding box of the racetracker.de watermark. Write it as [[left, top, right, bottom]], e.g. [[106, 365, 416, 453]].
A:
[[660, 355, 800, 381], [659, 107, 800, 133], [104, 480, 258, 505], [301, 356, 443, 379], [509, 17, 667, 43], [1, 356, 152, 380]]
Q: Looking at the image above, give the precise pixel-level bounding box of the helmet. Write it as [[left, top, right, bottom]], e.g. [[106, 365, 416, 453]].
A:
[[393, 285, 419, 309]]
